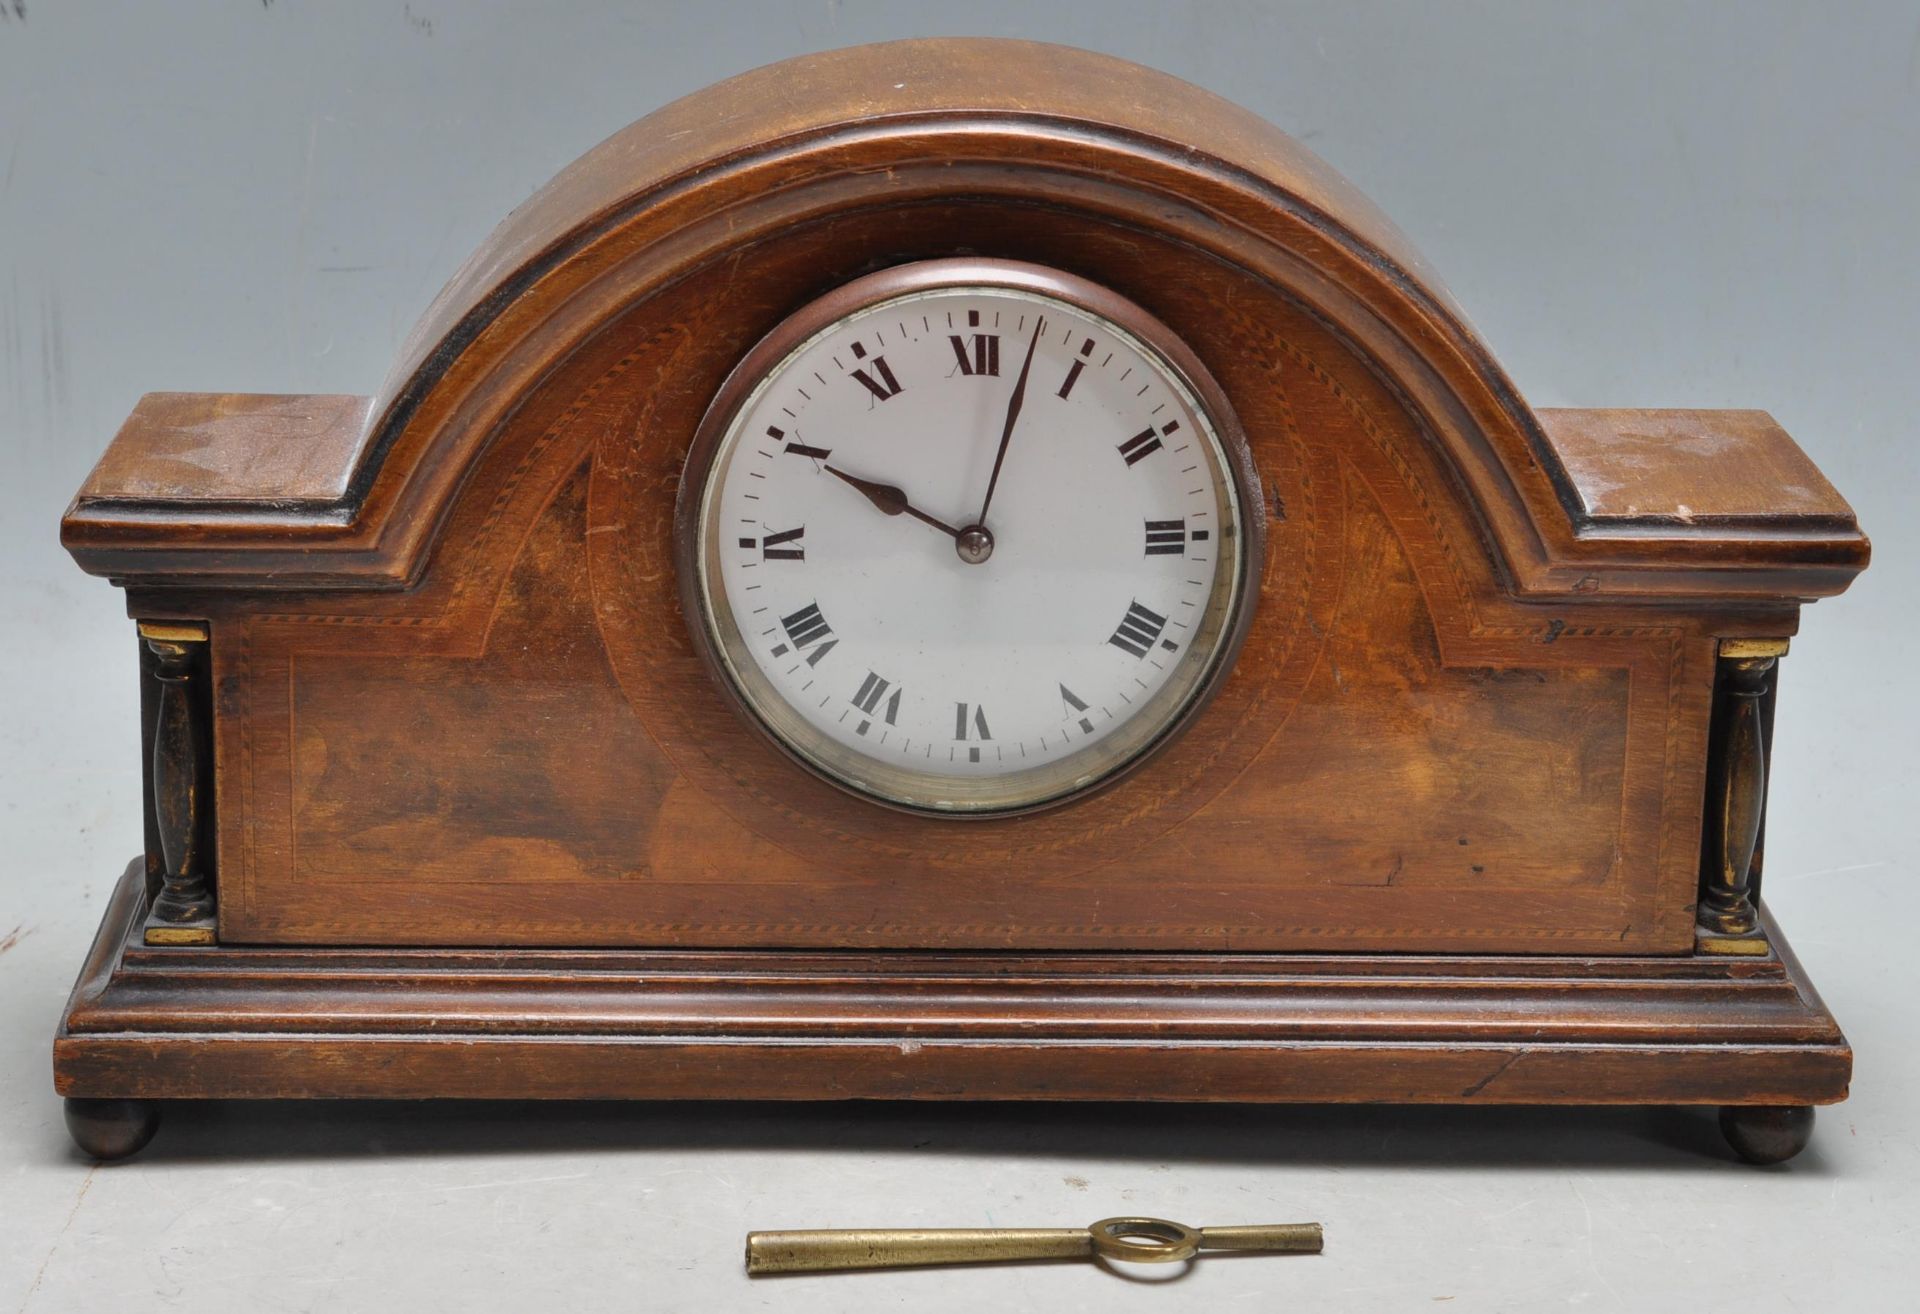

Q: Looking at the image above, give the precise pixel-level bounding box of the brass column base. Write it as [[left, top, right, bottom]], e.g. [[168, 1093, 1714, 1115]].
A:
[[143, 915, 216, 946], [1696, 929, 1770, 957]]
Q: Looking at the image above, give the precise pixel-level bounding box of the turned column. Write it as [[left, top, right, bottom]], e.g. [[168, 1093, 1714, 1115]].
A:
[[1698, 638, 1785, 941], [140, 621, 215, 942]]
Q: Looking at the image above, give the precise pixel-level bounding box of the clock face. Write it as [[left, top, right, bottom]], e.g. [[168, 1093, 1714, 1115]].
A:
[[681, 260, 1260, 813]]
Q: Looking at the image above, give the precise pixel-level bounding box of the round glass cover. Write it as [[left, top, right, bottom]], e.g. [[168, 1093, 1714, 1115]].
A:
[[685, 260, 1259, 814]]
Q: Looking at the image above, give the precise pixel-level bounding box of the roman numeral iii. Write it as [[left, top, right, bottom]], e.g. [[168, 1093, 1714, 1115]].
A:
[[1108, 600, 1170, 658], [1143, 519, 1185, 556]]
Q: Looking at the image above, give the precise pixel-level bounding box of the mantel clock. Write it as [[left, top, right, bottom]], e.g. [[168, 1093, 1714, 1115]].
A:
[[55, 40, 1868, 1165]]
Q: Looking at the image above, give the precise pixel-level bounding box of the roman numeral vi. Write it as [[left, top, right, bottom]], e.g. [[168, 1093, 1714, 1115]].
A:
[[954, 701, 991, 763]]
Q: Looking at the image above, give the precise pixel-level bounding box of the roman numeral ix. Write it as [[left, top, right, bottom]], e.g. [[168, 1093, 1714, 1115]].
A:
[[773, 601, 838, 665], [1108, 600, 1171, 659]]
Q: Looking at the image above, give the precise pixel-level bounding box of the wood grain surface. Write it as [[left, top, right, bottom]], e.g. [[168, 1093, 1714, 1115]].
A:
[[51, 40, 1868, 1123], [201, 207, 1716, 951]]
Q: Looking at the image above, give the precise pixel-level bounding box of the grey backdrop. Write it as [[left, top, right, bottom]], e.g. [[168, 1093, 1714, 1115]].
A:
[[3, 4, 1914, 1311]]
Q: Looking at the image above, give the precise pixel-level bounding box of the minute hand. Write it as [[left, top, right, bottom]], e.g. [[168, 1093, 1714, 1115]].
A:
[[973, 315, 1046, 525]]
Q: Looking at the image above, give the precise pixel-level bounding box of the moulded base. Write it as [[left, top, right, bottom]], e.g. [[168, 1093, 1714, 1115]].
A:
[[55, 861, 1848, 1160]]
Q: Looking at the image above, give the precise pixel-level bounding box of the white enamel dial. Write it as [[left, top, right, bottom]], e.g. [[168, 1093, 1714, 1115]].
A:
[[687, 261, 1255, 813]]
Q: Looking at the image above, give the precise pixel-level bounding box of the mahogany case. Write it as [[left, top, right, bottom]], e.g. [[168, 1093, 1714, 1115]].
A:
[[54, 40, 1867, 1163]]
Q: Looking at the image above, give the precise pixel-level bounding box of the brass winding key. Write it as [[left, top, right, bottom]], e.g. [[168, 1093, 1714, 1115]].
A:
[[745, 1216, 1323, 1275]]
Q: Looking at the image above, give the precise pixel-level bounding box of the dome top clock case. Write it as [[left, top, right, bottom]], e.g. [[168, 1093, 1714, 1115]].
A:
[[56, 40, 1867, 1163]]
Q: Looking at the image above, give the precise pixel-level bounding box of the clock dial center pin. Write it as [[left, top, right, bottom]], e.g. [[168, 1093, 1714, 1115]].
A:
[[955, 524, 995, 565]]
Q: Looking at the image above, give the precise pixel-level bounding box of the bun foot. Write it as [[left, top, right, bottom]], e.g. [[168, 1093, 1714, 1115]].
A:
[[64, 1098, 160, 1161], [1718, 1104, 1814, 1165]]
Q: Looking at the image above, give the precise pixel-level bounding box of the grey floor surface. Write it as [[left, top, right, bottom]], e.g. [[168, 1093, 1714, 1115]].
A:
[[5, 4, 1918, 1311]]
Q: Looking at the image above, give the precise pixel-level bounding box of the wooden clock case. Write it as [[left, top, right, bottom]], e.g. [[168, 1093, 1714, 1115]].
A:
[[55, 40, 1868, 1164]]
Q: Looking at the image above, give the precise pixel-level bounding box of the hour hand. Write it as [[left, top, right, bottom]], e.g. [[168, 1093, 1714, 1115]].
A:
[[825, 465, 961, 539]]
